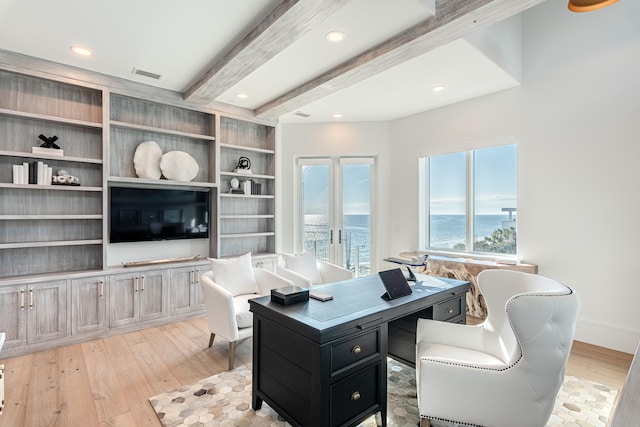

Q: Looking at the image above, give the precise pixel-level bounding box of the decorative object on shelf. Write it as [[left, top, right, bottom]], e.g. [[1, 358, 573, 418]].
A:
[[32, 134, 64, 157], [242, 179, 252, 195], [52, 169, 80, 185], [234, 156, 252, 174], [133, 141, 163, 179], [160, 151, 199, 181], [230, 177, 239, 190], [12, 161, 53, 185]]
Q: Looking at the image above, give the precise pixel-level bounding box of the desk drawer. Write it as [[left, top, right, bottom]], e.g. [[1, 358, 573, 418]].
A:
[[331, 329, 379, 374], [331, 363, 381, 426], [433, 295, 463, 322]]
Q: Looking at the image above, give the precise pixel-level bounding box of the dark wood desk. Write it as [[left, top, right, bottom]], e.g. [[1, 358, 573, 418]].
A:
[[249, 274, 469, 427]]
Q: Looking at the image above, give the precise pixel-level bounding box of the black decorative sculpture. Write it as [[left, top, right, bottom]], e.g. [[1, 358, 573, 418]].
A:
[[235, 156, 251, 170], [38, 134, 61, 149]]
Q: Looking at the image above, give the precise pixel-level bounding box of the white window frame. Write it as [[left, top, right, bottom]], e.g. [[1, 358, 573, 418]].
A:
[[418, 134, 518, 260]]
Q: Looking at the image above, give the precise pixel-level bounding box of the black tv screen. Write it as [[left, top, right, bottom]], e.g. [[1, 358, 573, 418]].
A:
[[110, 186, 209, 243]]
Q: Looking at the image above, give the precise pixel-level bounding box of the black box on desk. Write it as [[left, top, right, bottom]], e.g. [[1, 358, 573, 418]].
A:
[[271, 285, 309, 305]]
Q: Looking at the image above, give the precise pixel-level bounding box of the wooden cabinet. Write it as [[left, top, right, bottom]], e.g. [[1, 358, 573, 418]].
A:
[[109, 269, 169, 328], [170, 264, 208, 316], [0, 280, 67, 349], [0, 285, 27, 348], [0, 70, 104, 278], [71, 275, 107, 336], [218, 116, 276, 259]]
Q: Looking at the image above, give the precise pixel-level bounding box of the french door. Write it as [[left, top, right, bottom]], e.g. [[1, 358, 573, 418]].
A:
[[296, 157, 375, 277]]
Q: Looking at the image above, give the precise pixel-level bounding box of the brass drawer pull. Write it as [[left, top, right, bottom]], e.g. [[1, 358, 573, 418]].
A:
[[351, 345, 361, 354], [351, 391, 361, 401], [447, 308, 453, 314]]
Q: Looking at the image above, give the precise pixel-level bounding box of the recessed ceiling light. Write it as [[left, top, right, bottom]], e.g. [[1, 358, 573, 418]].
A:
[[326, 31, 346, 43], [432, 85, 446, 92], [333, 113, 343, 119], [70, 46, 92, 56], [236, 92, 248, 99]]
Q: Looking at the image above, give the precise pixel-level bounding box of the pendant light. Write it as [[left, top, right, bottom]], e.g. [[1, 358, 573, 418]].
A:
[[568, 0, 620, 12]]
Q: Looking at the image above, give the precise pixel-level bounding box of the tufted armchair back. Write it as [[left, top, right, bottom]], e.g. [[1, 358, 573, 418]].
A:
[[416, 269, 580, 427]]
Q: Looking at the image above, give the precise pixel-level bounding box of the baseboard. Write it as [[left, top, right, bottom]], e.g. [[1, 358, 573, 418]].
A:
[[574, 318, 640, 354]]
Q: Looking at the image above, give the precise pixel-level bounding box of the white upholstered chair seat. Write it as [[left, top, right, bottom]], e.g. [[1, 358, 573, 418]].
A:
[[200, 253, 292, 370], [416, 269, 580, 427]]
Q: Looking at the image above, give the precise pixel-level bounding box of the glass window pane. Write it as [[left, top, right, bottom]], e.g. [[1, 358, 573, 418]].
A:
[[342, 163, 371, 276], [301, 164, 330, 260], [429, 152, 466, 250], [473, 144, 517, 254]]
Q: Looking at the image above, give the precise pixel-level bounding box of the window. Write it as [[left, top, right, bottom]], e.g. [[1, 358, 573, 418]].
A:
[[419, 137, 517, 256]]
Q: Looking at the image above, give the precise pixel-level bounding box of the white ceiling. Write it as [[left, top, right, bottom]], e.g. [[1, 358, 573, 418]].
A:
[[0, 0, 537, 123]]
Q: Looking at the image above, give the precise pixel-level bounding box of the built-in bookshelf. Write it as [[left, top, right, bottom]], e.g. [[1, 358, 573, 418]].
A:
[[218, 117, 276, 259], [0, 69, 104, 276]]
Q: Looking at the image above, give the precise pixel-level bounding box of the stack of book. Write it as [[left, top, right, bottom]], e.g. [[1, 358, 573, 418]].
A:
[[32, 146, 63, 157], [241, 180, 262, 195], [12, 161, 53, 185]]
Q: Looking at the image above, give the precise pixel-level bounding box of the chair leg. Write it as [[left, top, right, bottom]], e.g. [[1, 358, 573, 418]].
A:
[[228, 341, 237, 370], [208, 333, 215, 348], [419, 418, 431, 427]]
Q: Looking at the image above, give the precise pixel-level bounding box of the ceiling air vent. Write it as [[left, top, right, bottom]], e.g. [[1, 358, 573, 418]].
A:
[[132, 67, 162, 80], [295, 111, 311, 118]]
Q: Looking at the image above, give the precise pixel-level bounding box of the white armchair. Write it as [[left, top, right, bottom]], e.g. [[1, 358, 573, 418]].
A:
[[276, 252, 353, 286], [416, 269, 580, 427], [200, 253, 292, 370]]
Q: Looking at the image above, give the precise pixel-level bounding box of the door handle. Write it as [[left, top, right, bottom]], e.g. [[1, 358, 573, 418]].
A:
[[330, 229, 334, 244], [339, 229, 342, 244]]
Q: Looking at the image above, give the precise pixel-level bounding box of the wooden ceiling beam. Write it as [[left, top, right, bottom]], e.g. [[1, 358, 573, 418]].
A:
[[183, 0, 350, 105], [254, 0, 546, 121]]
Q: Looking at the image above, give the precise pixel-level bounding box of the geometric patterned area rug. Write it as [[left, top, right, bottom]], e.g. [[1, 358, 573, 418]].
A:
[[149, 359, 618, 427]]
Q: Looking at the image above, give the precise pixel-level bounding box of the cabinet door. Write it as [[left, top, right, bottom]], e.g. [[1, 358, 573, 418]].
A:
[[109, 272, 139, 328], [170, 266, 195, 316], [0, 285, 27, 348], [27, 280, 67, 344], [192, 266, 207, 311], [71, 276, 106, 336], [139, 269, 169, 322]]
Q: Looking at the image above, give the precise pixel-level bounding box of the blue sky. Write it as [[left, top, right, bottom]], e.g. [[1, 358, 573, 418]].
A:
[[429, 144, 517, 215], [302, 163, 371, 216]]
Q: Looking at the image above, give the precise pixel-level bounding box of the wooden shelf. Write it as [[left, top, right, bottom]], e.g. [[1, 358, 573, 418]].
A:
[[0, 239, 103, 250], [0, 214, 102, 220], [219, 232, 275, 239], [219, 215, 275, 219], [0, 108, 102, 129], [110, 120, 216, 141], [219, 171, 275, 180], [0, 183, 102, 192], [107, 176, 217, 189], [219, 193, 274, 199], [219, 143, 274, 154], [0, 149, 102, 164]]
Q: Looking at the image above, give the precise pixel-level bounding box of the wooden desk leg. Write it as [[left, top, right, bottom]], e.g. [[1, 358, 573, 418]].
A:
[[252, 394, 263, 410]]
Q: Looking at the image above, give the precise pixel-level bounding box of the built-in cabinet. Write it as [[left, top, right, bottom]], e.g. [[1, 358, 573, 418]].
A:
[[109, 269, 169, 328], [0, 280, 67, 348], [0, 67, 278, 357], [170, 265, 208, 316], [70, 275, 107, 337]]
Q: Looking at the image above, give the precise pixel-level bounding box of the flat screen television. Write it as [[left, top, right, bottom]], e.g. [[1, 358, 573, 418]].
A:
[[109, 186, 209, 243]]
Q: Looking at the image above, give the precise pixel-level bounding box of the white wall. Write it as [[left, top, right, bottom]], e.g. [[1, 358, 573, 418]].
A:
[[279, 122, 391, 272], [389, 0, 640, 353], [279, 0, 640, 353]]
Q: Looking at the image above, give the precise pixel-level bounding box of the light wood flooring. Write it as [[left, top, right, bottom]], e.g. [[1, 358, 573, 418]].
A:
[[0, 316, 633, 427]]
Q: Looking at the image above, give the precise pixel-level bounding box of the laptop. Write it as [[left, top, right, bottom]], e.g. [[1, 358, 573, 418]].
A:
[[378, 268, 413, 300]]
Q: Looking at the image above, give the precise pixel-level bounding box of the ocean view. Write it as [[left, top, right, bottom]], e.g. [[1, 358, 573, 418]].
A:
[[303, 214, 516, 268]]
